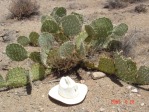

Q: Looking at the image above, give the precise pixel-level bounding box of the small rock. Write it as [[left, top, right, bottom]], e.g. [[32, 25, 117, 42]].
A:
[[140, 103, 145, 106], [86, 72, 91, 75], [137, 94, 141, 97], [80, 80, 85, 84], [42, 95, 45, 98], [131, 88, 138, 93], [127, 85, 132, 89], [99, 107, 105, 112], [91, 72, 106, 80]]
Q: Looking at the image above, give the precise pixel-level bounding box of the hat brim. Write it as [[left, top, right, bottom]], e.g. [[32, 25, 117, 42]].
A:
[[48, 83, 88, 105]]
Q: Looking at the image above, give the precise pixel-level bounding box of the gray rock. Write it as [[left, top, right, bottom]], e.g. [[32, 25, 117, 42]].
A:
[[91, 72, 106, 80]]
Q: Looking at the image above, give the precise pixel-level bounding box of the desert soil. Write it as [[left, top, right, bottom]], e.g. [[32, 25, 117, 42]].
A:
[[0, 0, 149, 112]]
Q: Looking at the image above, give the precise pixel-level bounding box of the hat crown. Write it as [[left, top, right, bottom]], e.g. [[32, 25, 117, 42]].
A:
[[58, 76, 79, 99]]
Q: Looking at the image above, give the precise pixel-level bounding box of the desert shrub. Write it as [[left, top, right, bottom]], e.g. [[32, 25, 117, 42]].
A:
[[129, 0, 145, 3], [134, 4, 147, 13], [9, 0, 39, 19], [104, 0, 127, 9]]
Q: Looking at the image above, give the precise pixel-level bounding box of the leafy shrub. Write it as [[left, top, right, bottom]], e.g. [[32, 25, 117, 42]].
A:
[[9, 0, 39, 19]]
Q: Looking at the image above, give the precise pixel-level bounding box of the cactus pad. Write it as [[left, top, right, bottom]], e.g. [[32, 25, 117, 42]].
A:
[[17, 36, 30, 46], [91, 17, 113, 38], [107, 40, 122, 51], [29, 32, 39, 46], [6, 44, 28, 61], [59, 41, 75, 59], [76, 31, 88, 49], [114, 53, 137, 84], [6, 67, 29, 88], [30, 63, 45, 81], [41, 19, 59, 33], [38, 32, 55, 51], [0, 74, 6, 88], [113, 23, 128, 36], [41, 15, 55, 23], [136, 66, 149, 85], [61, 15, 82, 36], [29, 52, 41, 63], [98, 56, 115, 74], [51, 7, 67, 23], [71, 12, 83, 24]]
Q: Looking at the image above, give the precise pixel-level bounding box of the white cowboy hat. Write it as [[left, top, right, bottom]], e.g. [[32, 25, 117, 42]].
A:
[[48, 76, 88, 105]]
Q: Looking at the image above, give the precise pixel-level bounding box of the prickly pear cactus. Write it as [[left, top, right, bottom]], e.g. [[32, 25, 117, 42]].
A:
[[41, 19, 59, 33], [75, 31, 88, 49], [30, 63, 45, 81], [98, 55, 115, 74], [112, 23, 128, 36], [41, 15, 55, 23], [6, 67, 29, 88], [136, 66, 149, 85], [59, 41, 75, 59], [107, 40, 122, 51], [38, 32, 55, 52], [29, 52, 41, 63], [6, 43, 28, 61], [114, 53, 137, 84], [90, 17, 113, 38], [17, 36, 30, 46], [0, 74, 6, 88], [51, 7, 67, 23], [71, 12, 84, 24], [61, 15, 82, 36], [29, 32, 39, 46]]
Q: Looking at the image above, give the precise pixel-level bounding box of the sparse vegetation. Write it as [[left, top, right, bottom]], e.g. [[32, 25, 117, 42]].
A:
[[9, 0, 39, 19], [135, 4, 147, 13], [104, 0, 128, 9]]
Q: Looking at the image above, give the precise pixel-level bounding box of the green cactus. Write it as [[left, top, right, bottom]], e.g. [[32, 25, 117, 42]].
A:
[[107, 40, 122, 51], [6, 67, 29, 88], [51, 7, 67, 23], [136, 66, 149, 85], [59, 41, 75, 59], [71, 12, 84, 24], [29, 52, 41, 63], [30, 63, 45, 81], [6, 43, 28, 61], [90, 17, 113, 38], [17, 36, 30, 46], [40, 50, 48, 67], [0, 74, 6, 88], [61, 15, 82, 36], [98, 55, 115, 74], [75, 31, 88, 49], [114, 53, 137, 84], [112, 23, 128, 36], [54, 33, 69, 44], [38, 32, 55, 52], [77, 42, 86, 58], [29, 32, 39, 46], [41, 19, 59, 33], [41, 15, 55, 23], [51, 7, 67, 17]]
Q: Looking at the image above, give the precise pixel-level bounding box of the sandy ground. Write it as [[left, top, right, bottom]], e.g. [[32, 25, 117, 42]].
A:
[[0, 0, 149, 112]]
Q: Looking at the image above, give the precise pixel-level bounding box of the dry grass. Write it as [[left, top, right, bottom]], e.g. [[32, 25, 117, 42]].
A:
[[9, 0, 39, 19]]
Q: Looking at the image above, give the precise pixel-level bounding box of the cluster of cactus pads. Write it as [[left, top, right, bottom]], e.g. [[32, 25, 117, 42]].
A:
[[0, 7, 149, 89]]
